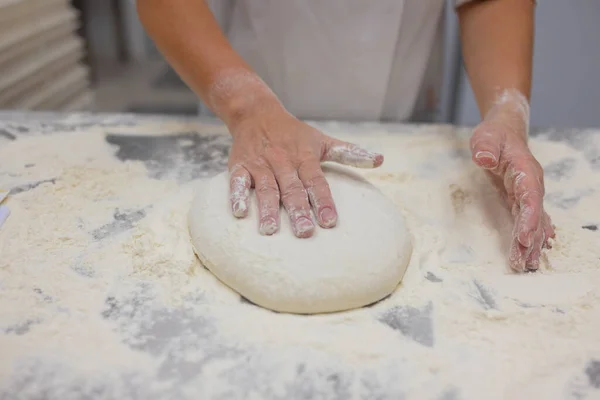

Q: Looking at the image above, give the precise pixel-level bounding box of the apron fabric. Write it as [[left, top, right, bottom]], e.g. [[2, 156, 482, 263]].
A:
[[206, 0, 450, 122]]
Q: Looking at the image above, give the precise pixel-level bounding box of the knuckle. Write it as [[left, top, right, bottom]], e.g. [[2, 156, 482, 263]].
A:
[[522, 153, 540, 168], [471, 124, 492, 138], [282, 182, 307, 202], [534, 161, 544, 176], [251, 158, 270, 170], [299, 161, 325, 182], [291, 180, 306, 194], [312, 174, 329, 188], [254, 171, 278, 194], [259, 203, 277, 218], [305, 173, 328, 189], [306, 180, 332, 206], [229, 162, 244, 173], [298, 148, 319, 161], [230, 172, 250, 186], [286, 178, 305, 192], [228, 158, 243, 170], [470, 129, 484, 145], [265, 148, 290, 164], [256, 182, 278, 194]]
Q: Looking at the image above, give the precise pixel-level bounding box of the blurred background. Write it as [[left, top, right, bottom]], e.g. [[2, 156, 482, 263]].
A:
[[1, 0, 599, 128]]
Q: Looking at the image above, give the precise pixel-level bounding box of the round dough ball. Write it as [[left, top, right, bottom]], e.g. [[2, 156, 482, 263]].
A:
[[188, 165, 412, 314]]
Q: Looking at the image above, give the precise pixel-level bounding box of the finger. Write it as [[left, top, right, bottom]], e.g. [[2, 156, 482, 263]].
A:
[[298, 161, 337, 228], [513, 170, 544, 248], [229, 165, 252, 218], [509, 216, 534, 273], [525, 228, 545, 271], [505, 155, 544, 245], [542, 212, 556, 249], [508, 237, 527, 273], [503, 167, 520, 211], [323, 139, 384, 169], [272, 165, 315, 238], [509, 194, 539, 273], [249, 167, 280, 236], [516, 191, 543, 249], [470, 124, 502, 169], [509, 236, 536, 273]]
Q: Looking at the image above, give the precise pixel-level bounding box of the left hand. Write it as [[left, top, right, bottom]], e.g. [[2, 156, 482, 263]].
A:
[[469, 89, 555, 272]]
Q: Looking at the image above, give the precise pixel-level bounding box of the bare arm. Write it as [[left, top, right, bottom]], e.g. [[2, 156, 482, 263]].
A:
[[457, 0, 535, 116], [136, 0, 278, 125], [457, 0, 555, 272], [137, 0, 383, 238]]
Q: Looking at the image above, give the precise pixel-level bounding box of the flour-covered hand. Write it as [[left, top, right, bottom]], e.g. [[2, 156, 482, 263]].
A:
[[469, 89, 555, 271], [226, 100, 383, 238]]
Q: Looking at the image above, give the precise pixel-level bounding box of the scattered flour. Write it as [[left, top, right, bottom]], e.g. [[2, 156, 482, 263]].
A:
[[0, 120, 599, 399]]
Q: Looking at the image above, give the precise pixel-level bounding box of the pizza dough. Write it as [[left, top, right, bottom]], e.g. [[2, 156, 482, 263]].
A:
[[188, 165, 412, 314]]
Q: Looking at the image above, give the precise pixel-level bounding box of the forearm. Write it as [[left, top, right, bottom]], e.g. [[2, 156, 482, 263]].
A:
[[136, 0, 282, 126], [457, 0, 535, 117]]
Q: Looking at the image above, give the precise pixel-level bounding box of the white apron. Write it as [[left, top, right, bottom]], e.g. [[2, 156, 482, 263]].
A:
[[207, 0, 451, 122]]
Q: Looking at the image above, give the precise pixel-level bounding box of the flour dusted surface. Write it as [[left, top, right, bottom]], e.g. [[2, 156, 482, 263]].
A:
[[1, 115, 600, 399]]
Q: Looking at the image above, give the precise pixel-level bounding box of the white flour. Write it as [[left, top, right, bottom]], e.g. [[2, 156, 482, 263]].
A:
[[1, 122, 600, 399]]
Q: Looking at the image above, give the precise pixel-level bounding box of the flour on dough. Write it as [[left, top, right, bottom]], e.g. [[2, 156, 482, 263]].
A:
[[188, 164, 413, 314]]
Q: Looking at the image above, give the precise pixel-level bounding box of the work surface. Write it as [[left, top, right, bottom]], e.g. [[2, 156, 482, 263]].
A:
[[1, 112, 599, 400]]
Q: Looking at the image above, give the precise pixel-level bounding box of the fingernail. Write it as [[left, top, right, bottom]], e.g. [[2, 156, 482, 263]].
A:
[[475, 151, 497, 168], [294, 216, 315, 238], [232, 200, 248, 218], [259, 217, 278, 235], [319, 207, 337, 228]]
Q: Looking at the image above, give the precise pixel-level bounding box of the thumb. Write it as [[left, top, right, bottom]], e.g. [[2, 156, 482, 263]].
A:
[[470, 123, 502, 170], [323, 138, 384, 169]]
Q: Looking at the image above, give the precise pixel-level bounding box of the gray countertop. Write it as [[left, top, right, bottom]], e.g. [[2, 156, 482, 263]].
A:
[[1, 111, 599, 400]]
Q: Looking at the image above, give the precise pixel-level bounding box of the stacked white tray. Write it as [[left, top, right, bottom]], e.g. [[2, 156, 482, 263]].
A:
[[0, 0, 93, 111]]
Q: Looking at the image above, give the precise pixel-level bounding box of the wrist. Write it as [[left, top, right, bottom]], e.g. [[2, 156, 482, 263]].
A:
[[492, 88, 530, 118], [484, 88, 530, 139], [208, 69, 285, 130]]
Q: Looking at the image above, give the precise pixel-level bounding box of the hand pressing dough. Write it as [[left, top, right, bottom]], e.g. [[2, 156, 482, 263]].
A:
[[188, 165, 412, 314]]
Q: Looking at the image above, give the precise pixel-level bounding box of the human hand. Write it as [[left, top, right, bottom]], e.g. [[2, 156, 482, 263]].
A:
[[227, 102, 383, 238], [469, 89, 555, 272]]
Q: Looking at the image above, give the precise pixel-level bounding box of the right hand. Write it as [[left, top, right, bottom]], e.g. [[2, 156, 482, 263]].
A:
[[227, 102, 384, 238]]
